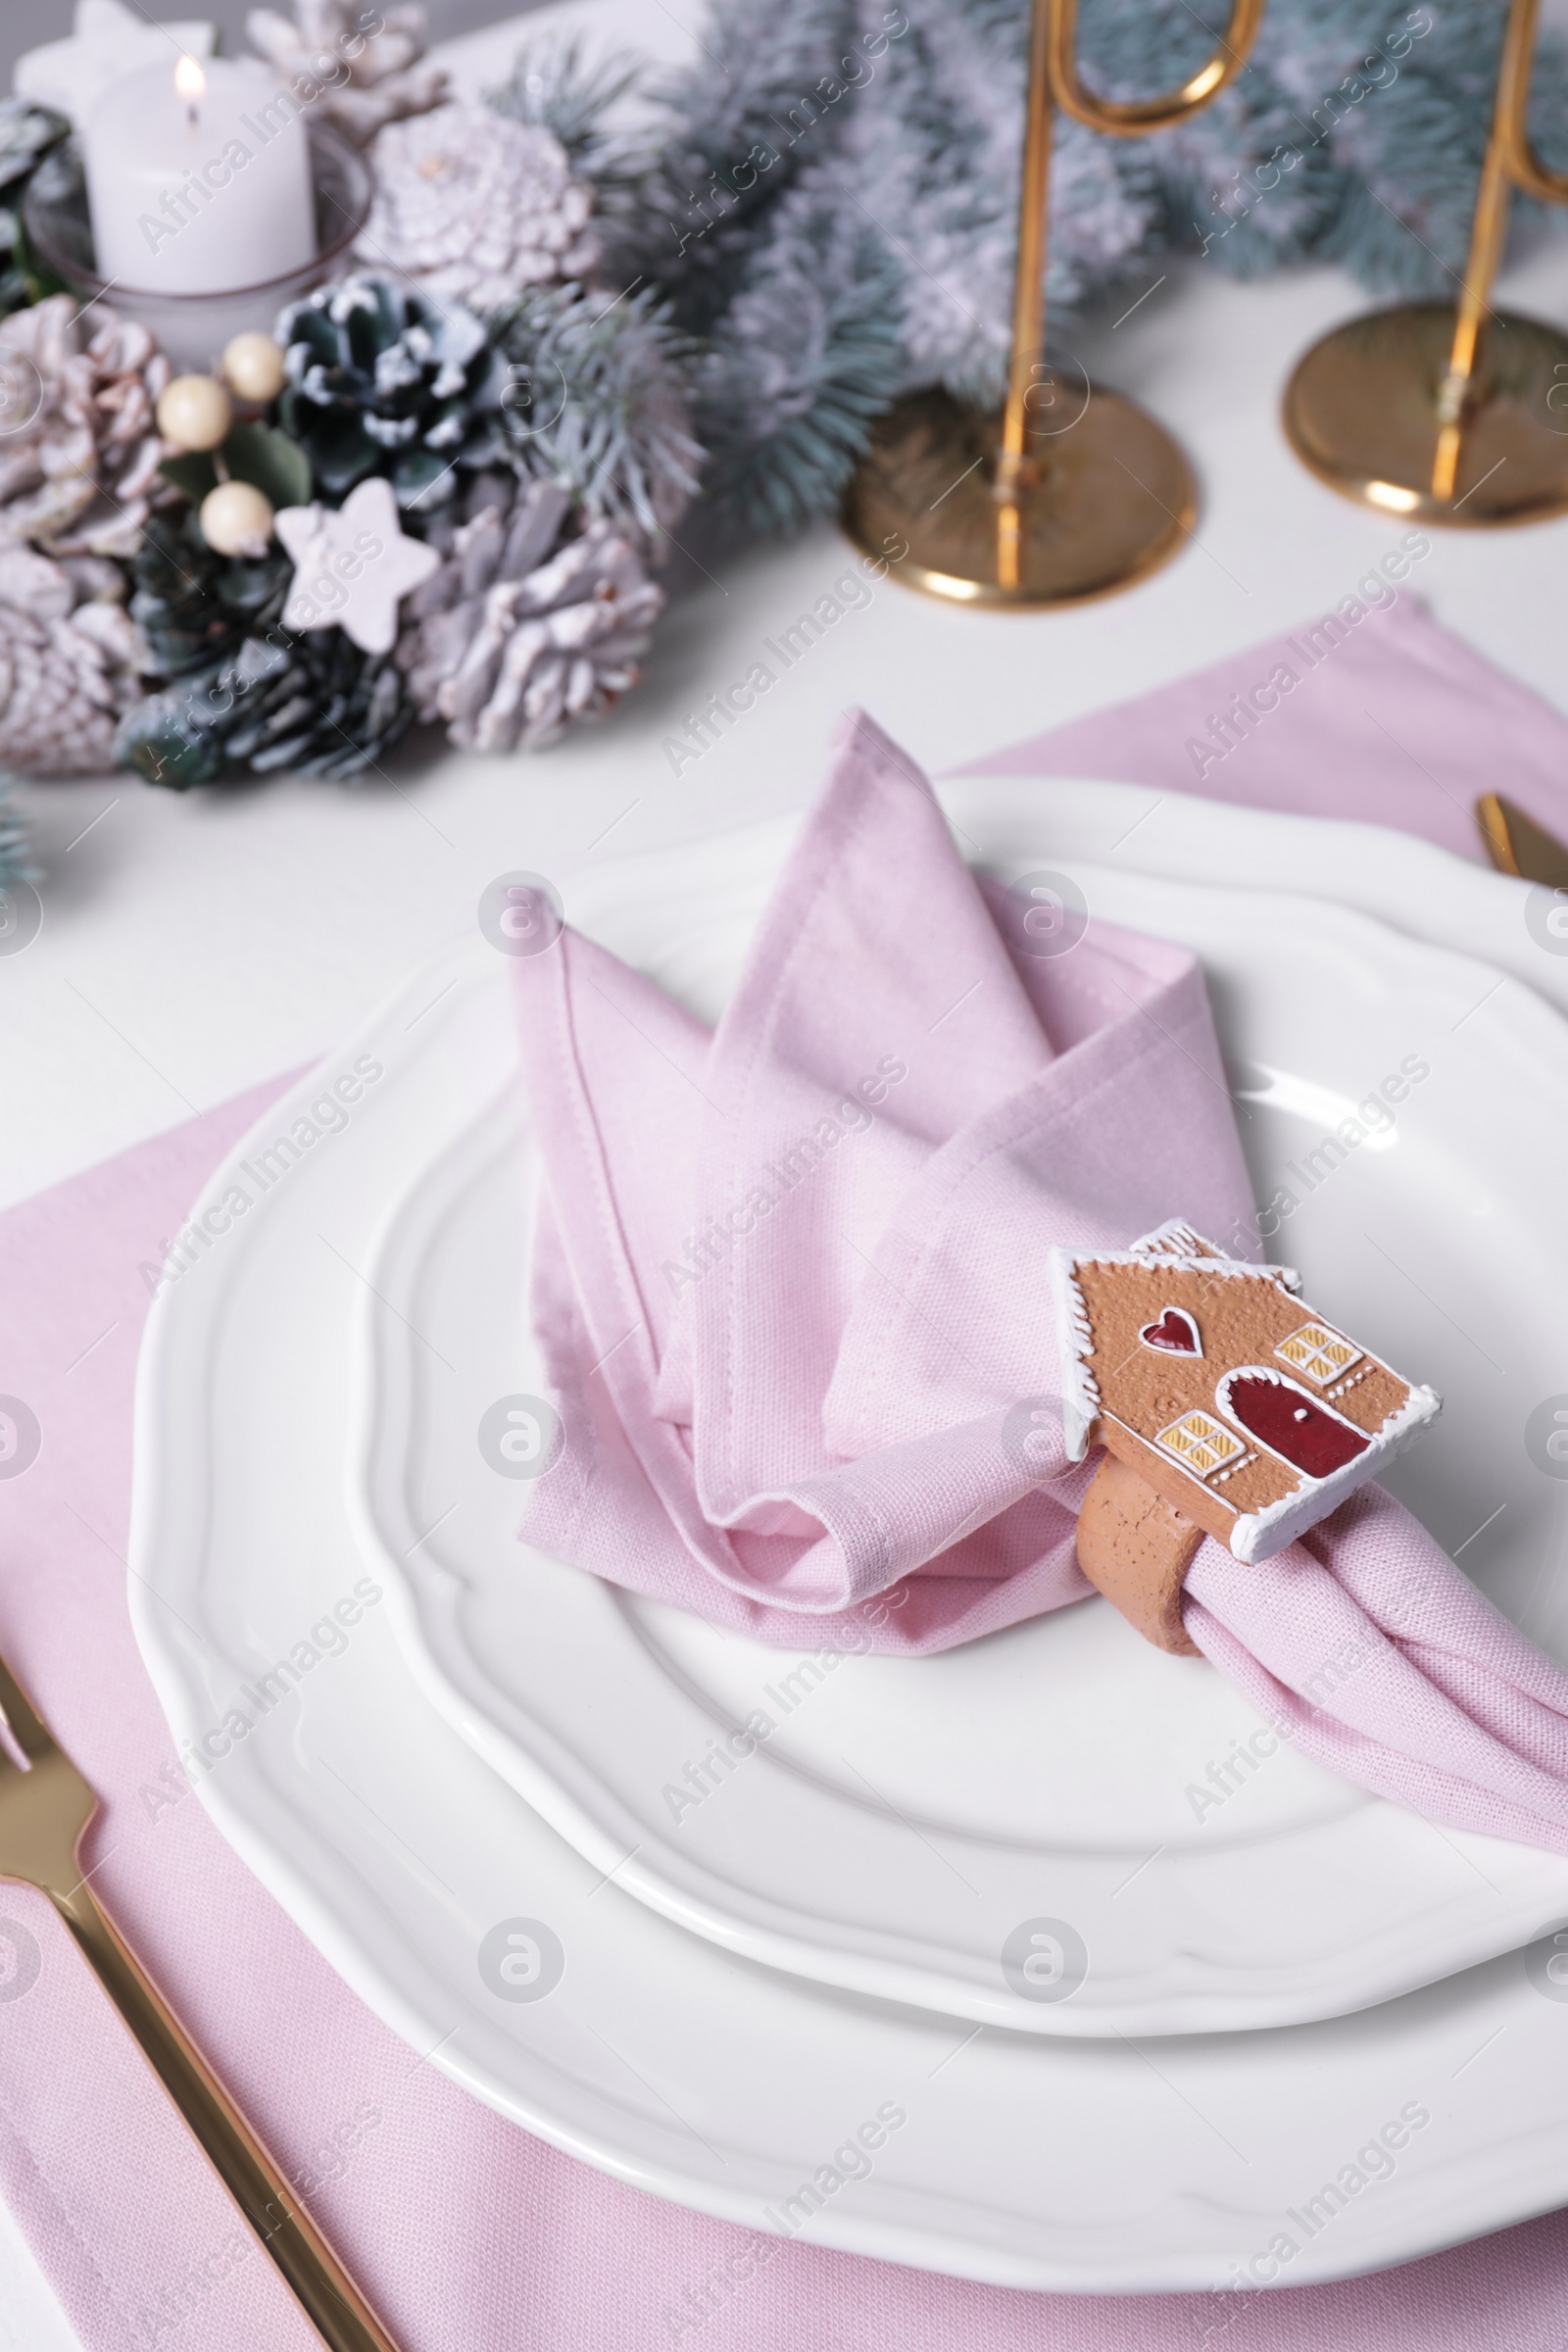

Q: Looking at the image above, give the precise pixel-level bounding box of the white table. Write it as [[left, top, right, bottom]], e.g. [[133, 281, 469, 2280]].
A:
[[5, 2, 1568, 2338]]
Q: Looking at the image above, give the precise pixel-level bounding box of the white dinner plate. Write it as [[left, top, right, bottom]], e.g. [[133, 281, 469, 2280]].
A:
[[127, 784, 1568, 2289], [345, 835, 1568, 2036], [944, 772, 1568, 1020]]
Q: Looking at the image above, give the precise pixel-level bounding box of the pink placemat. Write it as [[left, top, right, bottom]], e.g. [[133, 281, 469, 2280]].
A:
[[6, 599, 1568, 2349], [961, 590, 1568, 859]]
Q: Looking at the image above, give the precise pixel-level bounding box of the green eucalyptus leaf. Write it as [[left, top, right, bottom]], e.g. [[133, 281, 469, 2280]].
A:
[[159, 451, 220, 502], [220, 420, 313, 511]]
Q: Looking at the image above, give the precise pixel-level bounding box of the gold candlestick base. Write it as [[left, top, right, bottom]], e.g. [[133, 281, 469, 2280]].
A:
[[1283, 304, 1568, 526], [841, 386, 1196, 607]]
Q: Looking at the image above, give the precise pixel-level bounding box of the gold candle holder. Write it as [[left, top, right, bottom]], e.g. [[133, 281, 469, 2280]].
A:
[[841, 0, 1265, 607], [1284, 0, 1568, 524]]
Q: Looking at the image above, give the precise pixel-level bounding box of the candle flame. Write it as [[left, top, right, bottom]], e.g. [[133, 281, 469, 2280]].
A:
[[174, 55, 206, 104]]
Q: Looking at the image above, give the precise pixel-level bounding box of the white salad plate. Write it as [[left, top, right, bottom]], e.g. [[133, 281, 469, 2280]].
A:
[[346, 819, 1568, 2037], [127, 786, 1568, 2289]]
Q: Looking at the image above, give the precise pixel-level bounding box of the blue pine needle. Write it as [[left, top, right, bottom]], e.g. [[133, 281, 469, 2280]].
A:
[[0, 776, 36, 899]]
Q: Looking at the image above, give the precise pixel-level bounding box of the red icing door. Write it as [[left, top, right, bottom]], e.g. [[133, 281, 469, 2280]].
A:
[[1224, 1375, 1369, 1478]]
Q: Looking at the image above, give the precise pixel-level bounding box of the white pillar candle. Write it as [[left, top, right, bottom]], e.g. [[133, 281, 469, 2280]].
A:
[[84, 55, 316, 297]]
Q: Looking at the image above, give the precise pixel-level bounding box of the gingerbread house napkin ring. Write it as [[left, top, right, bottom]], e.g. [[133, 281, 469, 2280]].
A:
[[1052, 1221, 1441, 1657]]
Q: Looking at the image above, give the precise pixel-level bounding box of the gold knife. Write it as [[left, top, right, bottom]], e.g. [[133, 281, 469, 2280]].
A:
[[1476, 792, 1568, 887]]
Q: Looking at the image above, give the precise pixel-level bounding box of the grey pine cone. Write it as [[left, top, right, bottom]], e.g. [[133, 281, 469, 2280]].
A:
[[119, 622, 415, 787], [397, 475, 662, 751]]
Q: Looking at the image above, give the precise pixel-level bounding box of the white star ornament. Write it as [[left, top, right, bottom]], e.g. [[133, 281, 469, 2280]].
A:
[[273, 476, 441, 657]]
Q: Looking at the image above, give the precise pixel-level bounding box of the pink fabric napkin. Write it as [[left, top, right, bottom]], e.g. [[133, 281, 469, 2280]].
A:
[[516, 710, 1255, 1649], [514, 710, 1568, 1858], [959, 589, 1568, 858], [9, 1080, 1568, 2352]]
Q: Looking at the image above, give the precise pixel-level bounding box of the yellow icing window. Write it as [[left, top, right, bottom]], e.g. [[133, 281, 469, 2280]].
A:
[[1275, 1322, 1363, 1387], [1154, 1411, 1246, 1478]]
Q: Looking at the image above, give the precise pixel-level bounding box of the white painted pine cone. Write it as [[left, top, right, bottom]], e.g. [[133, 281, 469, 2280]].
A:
[[0, 545, 141, 774], [245, 0, 448, 145], [0, 296, 173, 561], [359, 105, 600, 312]]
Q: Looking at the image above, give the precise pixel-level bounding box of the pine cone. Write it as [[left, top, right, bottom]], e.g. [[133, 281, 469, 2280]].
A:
[[128, 511, 292, 681], [120, 624, 415, 787], [397, 476, 662, 752], [246, 0, 447, 145], [0, 543, 139, 774], [275, 273, 505, 514], [0, 294, 173, 559], [358, 104, 599, 313], [122, 508, 415, 785]]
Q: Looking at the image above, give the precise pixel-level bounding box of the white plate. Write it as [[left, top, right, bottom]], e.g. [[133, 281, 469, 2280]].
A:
[[944, 773, 1567, 1018], [127, 788, 1568, 2289], [346, 843, 1568, 2036]]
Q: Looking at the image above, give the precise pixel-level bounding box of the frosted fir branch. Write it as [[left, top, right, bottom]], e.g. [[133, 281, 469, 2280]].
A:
[[692, 187, 904, 535], [487, 283, 704, 543], [0, 775, 37, 896], [485, 33, 647, 220], [604, 0, 864, 333]]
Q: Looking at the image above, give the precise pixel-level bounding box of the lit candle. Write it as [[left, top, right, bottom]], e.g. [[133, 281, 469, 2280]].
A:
[[83, 54, 316, 296], [15, 0, 217, 132]]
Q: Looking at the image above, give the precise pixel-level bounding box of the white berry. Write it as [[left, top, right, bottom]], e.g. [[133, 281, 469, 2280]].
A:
[[156, 373, 232, 453], [220, 332, 287, 405], [199, 480, 275, 558]]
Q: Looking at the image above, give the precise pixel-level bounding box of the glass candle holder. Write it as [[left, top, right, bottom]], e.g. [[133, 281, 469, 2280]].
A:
[[24, 122, 371, 371]]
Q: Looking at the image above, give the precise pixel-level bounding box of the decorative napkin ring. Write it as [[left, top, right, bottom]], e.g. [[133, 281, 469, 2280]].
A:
[[1053, 1222, 1442, 1656]]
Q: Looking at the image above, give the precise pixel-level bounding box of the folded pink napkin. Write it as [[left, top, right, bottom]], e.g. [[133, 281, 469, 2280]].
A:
[[514, 711, 1568, 1856]]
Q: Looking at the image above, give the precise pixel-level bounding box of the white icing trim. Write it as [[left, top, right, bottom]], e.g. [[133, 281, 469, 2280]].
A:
[[1049, 1248, 1101, 1461], [1059, 1245, 1302, 1294], [1128, 1217, 1220, 1260], [1228, 1382, 1443, 1562]]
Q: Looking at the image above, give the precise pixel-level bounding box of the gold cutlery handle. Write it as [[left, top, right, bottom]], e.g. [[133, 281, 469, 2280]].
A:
[[53, 1882, 401, 2352]]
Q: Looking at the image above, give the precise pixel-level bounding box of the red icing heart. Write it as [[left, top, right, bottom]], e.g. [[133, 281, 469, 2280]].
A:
[[1141, 1307, 1200, 1355]]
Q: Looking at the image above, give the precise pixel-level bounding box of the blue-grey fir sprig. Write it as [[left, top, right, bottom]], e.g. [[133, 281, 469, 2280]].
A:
[[0, 775, 37, 899], [604, 0, 863, 337], [487, 282, 704, 541], [485, 34, 647, 225], [691, 189, 905, 535]]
